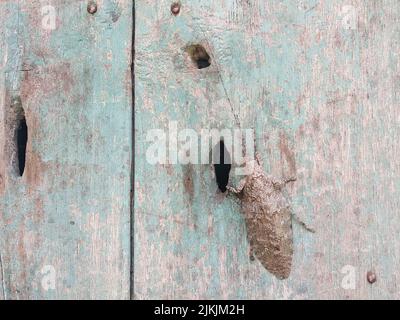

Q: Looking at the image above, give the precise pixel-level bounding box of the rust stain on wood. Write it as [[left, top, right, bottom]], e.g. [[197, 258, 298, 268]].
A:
[[25, 151, 47, 190], [21, 63, 75, 100], [183, 165, 194, 203], [279, 132, 296, 177]]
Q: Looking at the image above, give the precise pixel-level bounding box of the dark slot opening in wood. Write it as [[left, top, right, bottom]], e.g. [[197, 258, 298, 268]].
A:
[[213, 140, 231, 193], [17, 115, 28, 176], [186, 44, 211, 69]]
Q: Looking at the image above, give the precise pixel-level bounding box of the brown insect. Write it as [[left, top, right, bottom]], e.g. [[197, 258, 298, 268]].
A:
[[228, 153, 313, 279]]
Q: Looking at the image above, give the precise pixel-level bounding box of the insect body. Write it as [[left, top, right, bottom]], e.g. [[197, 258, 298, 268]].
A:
[[228, 154, 298, 280]]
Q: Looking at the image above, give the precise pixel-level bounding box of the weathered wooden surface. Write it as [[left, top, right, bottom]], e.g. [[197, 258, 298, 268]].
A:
[[134, 0, 400, 299], [0, 1, 132, 299], [0, 0, 399, 300]]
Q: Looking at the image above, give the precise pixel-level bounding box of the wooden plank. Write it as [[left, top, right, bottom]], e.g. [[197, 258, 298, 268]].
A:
[[0, 0, 132, 299], [134, 0, 400, 299]]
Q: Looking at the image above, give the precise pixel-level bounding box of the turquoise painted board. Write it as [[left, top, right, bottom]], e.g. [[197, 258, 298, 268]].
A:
[[0, 1, 132, 299], [134, 0, 400, 299]]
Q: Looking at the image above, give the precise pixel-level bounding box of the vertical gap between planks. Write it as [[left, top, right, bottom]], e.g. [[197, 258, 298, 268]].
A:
[[130, 0, 136, 300], [0, 252, 6, 300]]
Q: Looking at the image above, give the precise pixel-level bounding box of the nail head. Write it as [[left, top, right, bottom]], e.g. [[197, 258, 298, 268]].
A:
[[171, 2, 181, 15], [87, 1, 97, 14], [367, 271, 377, 284]]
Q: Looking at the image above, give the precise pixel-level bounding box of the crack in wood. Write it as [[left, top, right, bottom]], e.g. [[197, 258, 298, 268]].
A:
[[0, 252, 6, 300], [130, 0, 136, 301]]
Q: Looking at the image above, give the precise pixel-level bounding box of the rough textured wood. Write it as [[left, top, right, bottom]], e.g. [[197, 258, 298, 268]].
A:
[[1, 0, 399, 300], [134, 0, 400, 299], [0, 1, 132, 299]]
